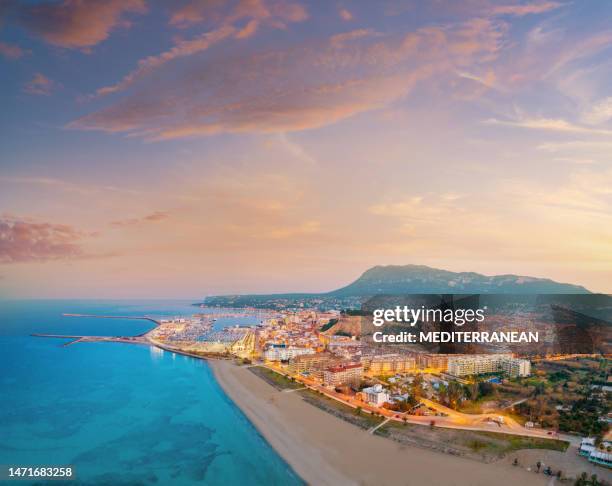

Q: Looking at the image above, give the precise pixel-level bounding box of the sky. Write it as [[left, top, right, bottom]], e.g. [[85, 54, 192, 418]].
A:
[[1, 0, 612, 298]]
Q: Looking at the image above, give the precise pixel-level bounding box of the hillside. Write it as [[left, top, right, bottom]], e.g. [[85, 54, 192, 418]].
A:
[[328, 265, 590, 296]]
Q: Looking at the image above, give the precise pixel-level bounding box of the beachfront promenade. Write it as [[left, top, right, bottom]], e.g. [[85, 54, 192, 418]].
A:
[[261, 363, 578, 446]]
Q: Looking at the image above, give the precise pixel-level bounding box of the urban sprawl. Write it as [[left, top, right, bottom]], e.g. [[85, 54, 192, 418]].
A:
[[146, 307, 611, 472]]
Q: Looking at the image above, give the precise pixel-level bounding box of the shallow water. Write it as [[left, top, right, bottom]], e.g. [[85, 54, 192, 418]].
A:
[[0, 300, 302, 485]]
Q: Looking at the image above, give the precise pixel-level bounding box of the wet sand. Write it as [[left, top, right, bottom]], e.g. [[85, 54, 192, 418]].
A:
[[210, 360, 551, 486]]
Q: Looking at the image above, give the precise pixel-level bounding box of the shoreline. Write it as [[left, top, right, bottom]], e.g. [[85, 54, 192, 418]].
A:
[[30, 329, 600, 483], [209, 359, 553, 486]]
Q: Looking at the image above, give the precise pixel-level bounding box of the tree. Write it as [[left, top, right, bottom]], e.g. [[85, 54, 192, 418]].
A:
[[438, 383, 448, 405], [534, 382, 546, 396], [447, 382, 465, 409], [412, 374, 424, 398], [466, 382, 479, 401], [575, 471, 588, 486], [478, 381, 494, 397]]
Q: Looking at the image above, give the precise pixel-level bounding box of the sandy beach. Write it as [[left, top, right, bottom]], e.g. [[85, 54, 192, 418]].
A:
[[210, 360, 555, 486]]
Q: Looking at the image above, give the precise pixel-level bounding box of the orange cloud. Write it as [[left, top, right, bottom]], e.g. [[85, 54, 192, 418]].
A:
[[18, 0, 146, 49], [23, 73, 55, 95], [72, 18, 504, 139]]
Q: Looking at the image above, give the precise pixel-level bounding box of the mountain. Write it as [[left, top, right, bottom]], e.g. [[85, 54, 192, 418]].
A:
[[328, 265, 590, 296]]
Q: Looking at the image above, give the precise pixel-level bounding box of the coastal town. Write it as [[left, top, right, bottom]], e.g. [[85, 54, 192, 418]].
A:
[[32, 305, 611, 484], [139, 306, 611, 480]]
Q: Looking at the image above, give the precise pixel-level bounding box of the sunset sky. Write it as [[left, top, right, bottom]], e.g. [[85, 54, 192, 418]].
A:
[[1, 0, 612, 298]]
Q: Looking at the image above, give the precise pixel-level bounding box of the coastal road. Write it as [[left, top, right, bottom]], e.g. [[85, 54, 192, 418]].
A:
[[263, 363, 572, 444]]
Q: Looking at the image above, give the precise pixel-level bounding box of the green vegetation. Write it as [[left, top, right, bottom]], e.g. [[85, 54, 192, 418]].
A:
[[334, 330, 352, 337], [558, 396, 610, 436], [514, 358, 610, 437], [248, 366, 303, 390], [574, 472, 606, 486], [474, 431, 568, 453], [342, 309, 369, 316], [376, 421, 568, 462], [320, 318, 339, 332], [298, 388, 383, 430]]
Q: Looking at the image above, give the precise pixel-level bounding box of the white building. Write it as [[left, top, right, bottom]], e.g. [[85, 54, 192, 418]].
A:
[[501, 358, 531, 377], [362, 384, 390, 407], [263, 345, 314, 361], [579, 438, 612, 469], [447, 354, 530, 378]]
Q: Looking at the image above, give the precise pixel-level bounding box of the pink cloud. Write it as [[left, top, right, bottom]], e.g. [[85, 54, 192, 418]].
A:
[[338, 8, 353, 21], [170, 0, 227, 28], [0, 217, 86, 263], [72, 18, 504, 139], [492, 1, 563, 17], [23, 73, 55, 95], [235, 19, 259, 38], [19, 0, 147, 49], [170, 0, 307, 29], [93, 0, 307, 97], [94, 24, 235, 96], [110, 211, 169, 227], [0, 41, 29, 59]]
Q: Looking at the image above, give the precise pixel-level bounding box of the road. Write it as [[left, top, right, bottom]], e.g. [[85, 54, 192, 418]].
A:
[[262, 363, 575, 444]]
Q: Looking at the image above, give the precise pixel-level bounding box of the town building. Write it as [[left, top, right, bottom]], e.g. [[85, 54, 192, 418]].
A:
[[579, 438, 612, 469], [418, 353, 454, 371], [446, 354, 530, 377], [263, 344, 315, 362], [500, 357, 531, 377], [288, 352, 339, 380], [323, 362, 363, 388], [362, 354, 416, 375], [361, 384, 390, 407]]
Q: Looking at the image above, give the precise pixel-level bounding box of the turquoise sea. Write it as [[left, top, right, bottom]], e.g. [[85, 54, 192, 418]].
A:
[[0, 300, 302, 486]]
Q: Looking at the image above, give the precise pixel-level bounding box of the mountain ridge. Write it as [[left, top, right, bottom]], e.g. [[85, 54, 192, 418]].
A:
[[328, 264, 590, 296]]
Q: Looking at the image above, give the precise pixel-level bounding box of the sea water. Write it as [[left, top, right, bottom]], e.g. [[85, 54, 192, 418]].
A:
[[0, 300, 302, 485]]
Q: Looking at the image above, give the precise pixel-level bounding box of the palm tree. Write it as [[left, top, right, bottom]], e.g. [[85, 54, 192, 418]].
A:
[[575, 471, 588, 486]]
